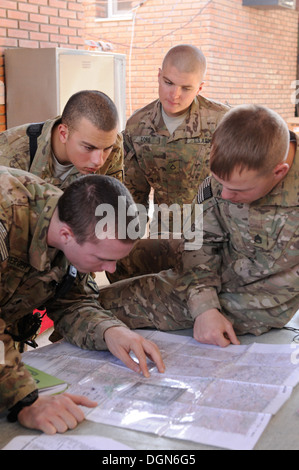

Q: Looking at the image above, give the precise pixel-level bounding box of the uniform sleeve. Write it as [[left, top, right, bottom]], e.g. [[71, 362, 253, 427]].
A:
[[0, 202, 37, 413], [123, 129, 151, 211], [102, 132, 124, 183], [0, 126, 30, 171], [0, 319, 37, 414], [46, 274, 129, 350], [177, 199, 226, 320]]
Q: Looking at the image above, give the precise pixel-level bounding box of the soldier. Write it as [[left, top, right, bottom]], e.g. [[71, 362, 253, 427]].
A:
[[0, 90, 124, 189], [99, 104, 299, 346], [109, 44, 230, 282], [0, 169, 164, 434]]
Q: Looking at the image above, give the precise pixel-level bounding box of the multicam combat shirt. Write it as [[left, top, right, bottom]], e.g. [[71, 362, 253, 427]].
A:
[[0, 167, 126, 412], [181, 145, 299, 336], [123, 95, 229, 214]]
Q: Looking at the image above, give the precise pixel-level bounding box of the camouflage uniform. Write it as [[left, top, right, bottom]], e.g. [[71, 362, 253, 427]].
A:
[[0, 167, 127, 413], [124, 95, 229, 211], [109, 95, 229, 281], [100, 145, 299, 337], [0, 117, 124, 188]]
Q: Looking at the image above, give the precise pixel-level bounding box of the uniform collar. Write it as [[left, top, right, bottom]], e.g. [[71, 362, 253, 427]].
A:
[[260, 143, 299, 207], [148, 97, 202, 139]]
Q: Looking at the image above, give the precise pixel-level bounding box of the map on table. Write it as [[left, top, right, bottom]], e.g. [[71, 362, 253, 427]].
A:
[[23, 330, 299, 450]]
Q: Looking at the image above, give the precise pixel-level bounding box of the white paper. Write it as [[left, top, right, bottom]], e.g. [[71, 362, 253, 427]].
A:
[[2, 434, 132, 450], [22, 331, 299, 450]]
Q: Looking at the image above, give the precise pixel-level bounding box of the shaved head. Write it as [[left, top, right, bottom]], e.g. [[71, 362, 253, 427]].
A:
[[162, 44, 207, 80]]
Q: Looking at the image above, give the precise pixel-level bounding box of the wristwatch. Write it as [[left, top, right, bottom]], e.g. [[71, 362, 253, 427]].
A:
[[7, 389, 39, 422]]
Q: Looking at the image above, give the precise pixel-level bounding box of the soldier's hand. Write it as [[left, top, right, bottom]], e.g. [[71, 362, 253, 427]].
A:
[[193, 308, 240, 347], [104, 326, 165, 378], [17, 393, 97, 434]]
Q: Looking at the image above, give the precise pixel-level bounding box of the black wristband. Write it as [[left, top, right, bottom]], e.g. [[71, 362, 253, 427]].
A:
[[7, 389, 39, 423]]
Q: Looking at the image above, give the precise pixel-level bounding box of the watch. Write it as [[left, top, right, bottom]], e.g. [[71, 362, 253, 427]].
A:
[[7, 389, 39, 422]]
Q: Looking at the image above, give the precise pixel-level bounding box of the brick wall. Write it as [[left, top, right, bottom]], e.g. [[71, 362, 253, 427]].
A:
[[83, 0, 299, 120], [203, 0, 299, 117], [1, 0, 298, 131], [0, 0, 85, 131]]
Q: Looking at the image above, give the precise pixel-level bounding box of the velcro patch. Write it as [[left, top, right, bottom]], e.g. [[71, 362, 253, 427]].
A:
[[0, 222, 8, 262], [197, 176, 213, 203]]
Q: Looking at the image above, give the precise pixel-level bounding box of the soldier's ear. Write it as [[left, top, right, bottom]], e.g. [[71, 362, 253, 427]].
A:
[[197, 81, 204, 94], [59, 225, 75, 245], [273, 162, 290, 181], [57, 123, 69, 144]]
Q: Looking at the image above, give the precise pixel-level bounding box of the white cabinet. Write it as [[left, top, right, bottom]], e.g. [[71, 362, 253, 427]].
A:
[[5, 48, 126, 130]]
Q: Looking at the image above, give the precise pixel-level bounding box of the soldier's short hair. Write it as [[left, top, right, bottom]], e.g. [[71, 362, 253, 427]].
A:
[[61, 90, 119, 133], [57, 174, 140, 244], [162, 44, 207, 79], [210, 104, 289, 180]]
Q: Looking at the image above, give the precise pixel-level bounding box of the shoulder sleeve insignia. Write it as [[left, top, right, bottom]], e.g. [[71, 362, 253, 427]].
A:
[[0, 221, 8, 262], [197, 176, 213, 204]]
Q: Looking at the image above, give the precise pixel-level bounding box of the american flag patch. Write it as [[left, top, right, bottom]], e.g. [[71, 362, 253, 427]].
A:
[[0, 222, 8, 262], [197, 176, 213, 203]]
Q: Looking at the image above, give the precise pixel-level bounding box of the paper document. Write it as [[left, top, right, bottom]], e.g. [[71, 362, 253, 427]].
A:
[[22, 331, 299, 450], [2, 434, 132, 450]]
